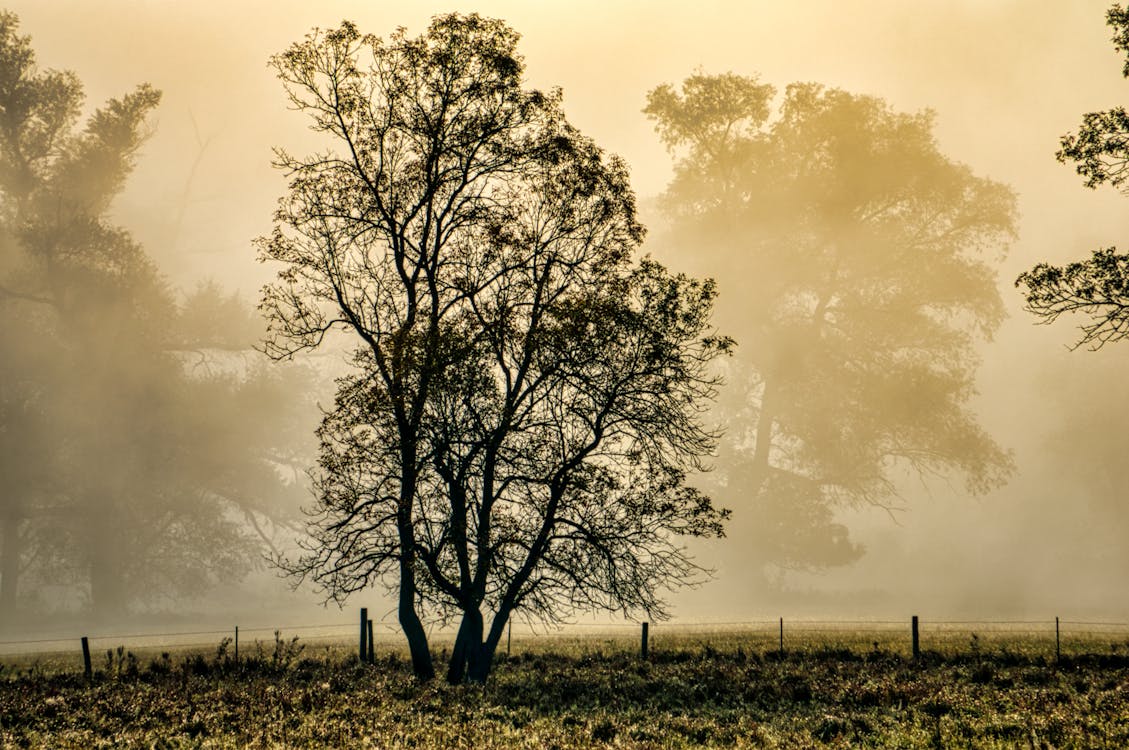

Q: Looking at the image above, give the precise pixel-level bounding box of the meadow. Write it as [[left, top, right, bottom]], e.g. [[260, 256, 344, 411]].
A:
[[3, 625, 1129, 748]]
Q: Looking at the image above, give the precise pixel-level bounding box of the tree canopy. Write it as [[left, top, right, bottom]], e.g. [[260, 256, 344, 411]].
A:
[[263, 14, 730, 683], [646, 73, 1017, 577]]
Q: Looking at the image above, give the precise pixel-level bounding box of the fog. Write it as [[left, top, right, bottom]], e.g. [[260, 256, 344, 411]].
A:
[[3, 0, 1129, 633]]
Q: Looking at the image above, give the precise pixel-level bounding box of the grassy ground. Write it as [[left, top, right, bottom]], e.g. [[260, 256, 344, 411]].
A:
[[3, 630, 1129, 748]]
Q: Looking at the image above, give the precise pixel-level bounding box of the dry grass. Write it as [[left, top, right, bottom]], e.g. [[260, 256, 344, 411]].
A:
[[3, 627, 1129, 747]]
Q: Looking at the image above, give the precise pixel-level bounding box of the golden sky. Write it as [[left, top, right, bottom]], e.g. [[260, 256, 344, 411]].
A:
[[11, 1, 1126, 286]]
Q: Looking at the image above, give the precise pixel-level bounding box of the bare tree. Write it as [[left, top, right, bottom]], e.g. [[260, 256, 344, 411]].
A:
[[263, 14, 730, 683], [260, 15, 563, 680]]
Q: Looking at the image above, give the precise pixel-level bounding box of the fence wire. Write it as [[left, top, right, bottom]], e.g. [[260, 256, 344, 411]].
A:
[[3, 616, 1129, 659]]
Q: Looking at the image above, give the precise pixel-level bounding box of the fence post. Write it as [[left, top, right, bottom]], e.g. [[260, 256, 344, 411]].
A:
[[507, 620, 512, 657], [234, 626, 239, 664], [359, 607, 368, 663], [1055, 616, 1060, 664], [641, 622, 649, 660], [81, 636, 92, 679], [912, 615, 920, 659], [367, 619, 375, 664], [779, 617, 784, 656]]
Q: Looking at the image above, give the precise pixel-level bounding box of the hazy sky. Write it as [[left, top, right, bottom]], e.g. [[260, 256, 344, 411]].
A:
[[10, 1, 1125, 285], [11, 1, 1129, 622]]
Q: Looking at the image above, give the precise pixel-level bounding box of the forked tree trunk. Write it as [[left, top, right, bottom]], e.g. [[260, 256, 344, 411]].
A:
[[466, 641, 499, 684], [447, 607, 483, 684], [466, 604, 513, 684], [447, 603, 514, 685]]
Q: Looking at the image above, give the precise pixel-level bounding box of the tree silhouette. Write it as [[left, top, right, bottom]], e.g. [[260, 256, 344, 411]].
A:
[[1017, 5, 1129, 348], [263, 15, 729, 682]]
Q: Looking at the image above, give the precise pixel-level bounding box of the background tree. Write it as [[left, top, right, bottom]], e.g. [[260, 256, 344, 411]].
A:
[[0, 12, 312, 622], [1017, 6, 1129, 347], [263, 14, 729, 683], [645, 74, 1017, 581]]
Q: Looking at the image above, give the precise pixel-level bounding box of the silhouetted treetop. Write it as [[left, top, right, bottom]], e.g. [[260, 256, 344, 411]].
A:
[[1019, 4, 1129, 348], [1056, 6, 1129, 189], [1019, 249, 1129, 349]]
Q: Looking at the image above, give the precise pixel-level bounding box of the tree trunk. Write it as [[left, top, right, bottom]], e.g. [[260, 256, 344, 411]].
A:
[[394, 454, 434, 681], [466, 639, 499, 684], [467, 605, 513, 684], [397, 555, 435, 681], [447, 615, 471, 685], [85, 494, 132, 622], [751, 377, 775, 480], [446, 606, 484, 684], [89, 543, 127, 622], [0, 515, 21, 621]]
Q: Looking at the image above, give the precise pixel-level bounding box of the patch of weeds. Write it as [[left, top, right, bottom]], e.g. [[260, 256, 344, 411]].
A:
[[590, 717, 616, 742], [148, 652, 172, 677]]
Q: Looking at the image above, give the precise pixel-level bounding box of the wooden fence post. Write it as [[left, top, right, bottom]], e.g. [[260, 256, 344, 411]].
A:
[[367, 619, 375, 664], [81, 636, 92, 679], [1056, 616, 1060, 664], [234, 626, 239, 664], [912, 615, 920, 658], [507, 620, 512, 657], [359, 607, 368, 663], [779, 617, 784, 656], [641, 622, 649, 660]]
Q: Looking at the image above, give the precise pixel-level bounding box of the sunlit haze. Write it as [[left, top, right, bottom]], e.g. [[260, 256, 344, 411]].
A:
[[5, 0, 1129, 632]]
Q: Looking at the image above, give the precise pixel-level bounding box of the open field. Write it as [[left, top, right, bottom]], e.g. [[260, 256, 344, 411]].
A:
[[4, 626, 1129, 747]]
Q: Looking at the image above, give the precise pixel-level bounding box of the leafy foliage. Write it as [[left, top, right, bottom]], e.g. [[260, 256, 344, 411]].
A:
[[646, 74, 1016, 576], [1018, 248, 1129, 349], [1056, 5, 1129, 189]]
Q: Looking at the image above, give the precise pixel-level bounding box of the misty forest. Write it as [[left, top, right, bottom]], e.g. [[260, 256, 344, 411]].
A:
[[7, 1, 1129, 747]]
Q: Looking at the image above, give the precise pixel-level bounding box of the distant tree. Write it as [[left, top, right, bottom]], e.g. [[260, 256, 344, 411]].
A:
[[0, 8, 164, 616], [263, 14, 729, 683], [0, 12, 311, 621], [645, 74, 1017, 579], [176, 280, 264, 353], [1017, 6, 1129, 348], [0, 315, 57, 615]]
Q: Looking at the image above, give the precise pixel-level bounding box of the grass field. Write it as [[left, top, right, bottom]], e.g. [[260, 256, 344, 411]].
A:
[[3, 626, 1129, 748]]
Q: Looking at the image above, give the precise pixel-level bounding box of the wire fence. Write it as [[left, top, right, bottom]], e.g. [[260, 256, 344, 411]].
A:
[[0, 622, 358, 656], [5, 614, 1129, 678]]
